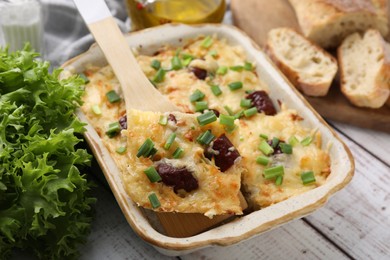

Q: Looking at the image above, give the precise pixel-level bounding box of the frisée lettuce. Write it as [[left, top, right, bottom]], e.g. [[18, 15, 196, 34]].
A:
[[0, 45, 96, 259]]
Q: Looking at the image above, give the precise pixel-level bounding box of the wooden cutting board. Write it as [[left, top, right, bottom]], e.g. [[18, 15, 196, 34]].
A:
[[231, 0, 390, 133]]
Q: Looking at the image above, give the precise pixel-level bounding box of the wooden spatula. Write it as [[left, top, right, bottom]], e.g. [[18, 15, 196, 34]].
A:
[[73, 0, 247, 237]]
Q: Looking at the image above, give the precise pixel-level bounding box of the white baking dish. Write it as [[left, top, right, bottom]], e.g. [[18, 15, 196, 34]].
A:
[[61, 23, 354, 256]]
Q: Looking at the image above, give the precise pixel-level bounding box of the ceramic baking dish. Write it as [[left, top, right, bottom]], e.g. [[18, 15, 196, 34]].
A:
[[61, 23, 354, 256]]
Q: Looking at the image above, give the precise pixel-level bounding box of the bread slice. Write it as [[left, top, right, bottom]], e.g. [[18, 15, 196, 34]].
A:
[[288, 0, 388, 49], [265, 27, 338, 96], [338, 29, 390, 108]]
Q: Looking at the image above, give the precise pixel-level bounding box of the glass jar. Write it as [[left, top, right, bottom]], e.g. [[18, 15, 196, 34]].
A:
[[125, 0, 226, 31], [0, 0, 44, 54]]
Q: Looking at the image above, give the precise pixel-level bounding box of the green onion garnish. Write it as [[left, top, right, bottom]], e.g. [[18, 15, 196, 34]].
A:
[[210, 84, 222, 96], [259, 140, 274, 155], [228, 81, 243, 91], [288, 135, 299, 146], [182, 53, 195, 59], [280, 143, 293, 154], [259, 133, 268, 140], [216, 66, 228, 75], [151, 59, 161, 70], [301, 171, 316, 185], [244, 107, 257, 117], [208, 50, 218, 57], [172, 147, 184, 158], [275, 175, 283, 186], [106, 122, 121, 138], [148, 147, 158, 157], [158, 115, 168, 126], [195, 101, 208, 112], [153, 68, 166, 83], [116, 146, 127, 154], [219, 114, 235, 127], [148, 193, 161, 208], [271, 137, 280, 148], [79, 72, 90, 84], [264, 165, 284, 179], [234, 110, 244, 119], [244, 61, 253, 71], [106, 90, 121, 103], [197, 111, 217, 126], [301, 136, 313, 146], [201, 36, 213, 48], [91, 104, 102, 115], [240, 99, 252, 108], [230, 65, 244, 72], [144, 167, 162, 183], [164, 133, 176, 150], [224, 105, 234, 116], [136, 138, 155, 158], [245, 89, 255, 94], [197, 130, 215, 145], [182, 57, 193, 66], [189, 89, 205, 102], [256, 155, 270, 166], [171, 56, 182, 70]]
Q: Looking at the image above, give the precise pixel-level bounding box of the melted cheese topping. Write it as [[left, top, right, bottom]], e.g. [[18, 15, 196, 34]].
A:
[[79, 35, 331, 214]]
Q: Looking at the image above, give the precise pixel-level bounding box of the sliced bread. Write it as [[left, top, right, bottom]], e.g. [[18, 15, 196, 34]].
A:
[[288, 0, 389, 49], [265, 27, 338, 96], [338, 29, 390, 108]]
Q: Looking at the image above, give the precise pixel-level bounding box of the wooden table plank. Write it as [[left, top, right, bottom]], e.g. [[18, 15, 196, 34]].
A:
[[182, 219, 349, 260], [304, 132, 390, 259]]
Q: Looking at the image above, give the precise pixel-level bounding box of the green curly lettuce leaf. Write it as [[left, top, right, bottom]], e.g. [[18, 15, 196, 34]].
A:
[[0, 45, 96, 259]]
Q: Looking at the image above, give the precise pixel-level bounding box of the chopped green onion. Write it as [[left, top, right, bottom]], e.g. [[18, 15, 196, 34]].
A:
[[234, 110, 244, 119], [136, 138, 155, 158], [275, 175, 283, 186], [219, 114, 235, 127], [228, 81, 243, 91], [216, 66, 228, 75], [164, 133, 176, 150], [148, 193, 161, 208], [144, 167, 162, 183], [208, 50, 218, 57], [106, 122, 121, 138], [172, 147, 184, 158], [182, 57, 193, 66], [201, 36, 213, 48], [244, 107, 257, 117], [259, 133, 268, 140], [197, 111, 217, 126], [153, 68, 166, 83], [210, 84, 222, 96], [288, 135, 299, 146], [280, 143, 293, 154], [91, 104, 102, 115], [224, 105, 235, 116], [244, 61, 253, 71], [301, 171, 316, 185], [245, 89, 255, 94], [148, 147, 158, 157], [106, 90, 121, 103], [171, 56, 182, 70], [158, 115, 168, 126], [259, 140, 274, 155], [195, 101, 208, 112], [79, 72, 90, 84], [271, 137, 280, 148], [301, 136, 313, 146], [197, 130, 215, 145], [116, 146, 127, 154], [256, 155, 270, 166], [151, 59, 161, 70], [189, 89, 205, 102], [230, 65, 244, 72], [240, 98, 252, 108], [182, 53, 195, 59], [264, 165, 284, 179]]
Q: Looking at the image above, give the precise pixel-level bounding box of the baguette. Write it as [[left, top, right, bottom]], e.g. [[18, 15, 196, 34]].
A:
[[288, 0, 388, 49], [265, 27, 338, 96], [338, 29, 390, 108]]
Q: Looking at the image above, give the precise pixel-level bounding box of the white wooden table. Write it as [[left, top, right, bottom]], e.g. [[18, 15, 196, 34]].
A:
[[77, 120, 389, 260]]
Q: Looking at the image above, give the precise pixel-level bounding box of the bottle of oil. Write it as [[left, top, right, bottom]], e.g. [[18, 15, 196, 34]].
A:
[[125, 0, 226, 31]]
